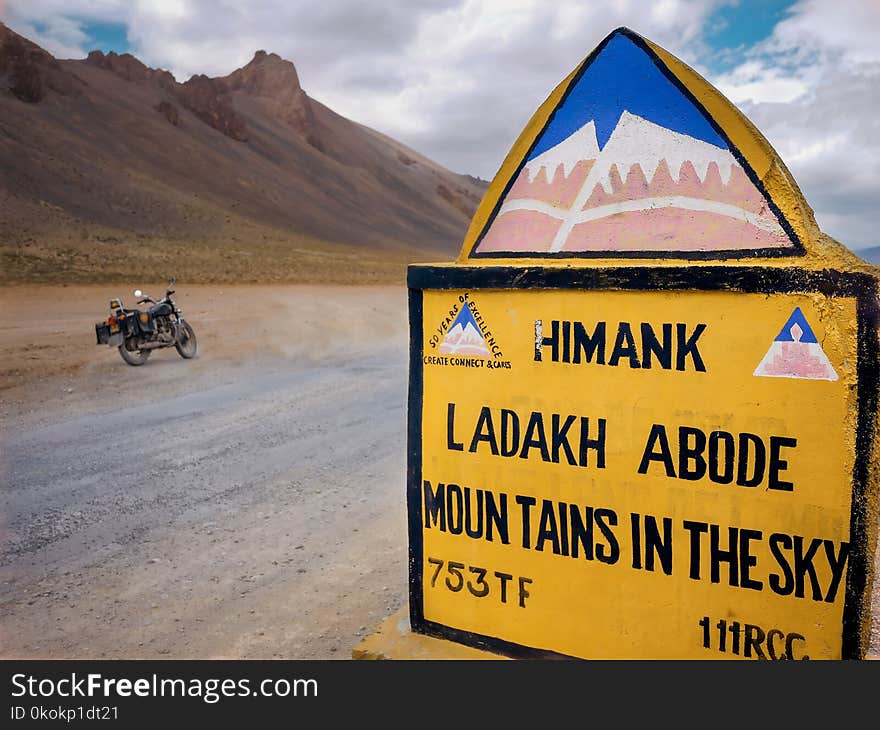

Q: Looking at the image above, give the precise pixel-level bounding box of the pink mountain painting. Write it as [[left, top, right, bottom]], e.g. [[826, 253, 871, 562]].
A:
[[473, 31, 797, 256]]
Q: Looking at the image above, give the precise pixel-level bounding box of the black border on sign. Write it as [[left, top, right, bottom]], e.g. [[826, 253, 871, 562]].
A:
[[466, 26, 805, 261], [406, 265, 879, 660]]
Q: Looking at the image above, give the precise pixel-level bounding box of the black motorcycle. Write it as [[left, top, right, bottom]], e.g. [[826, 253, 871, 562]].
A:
[[95, 277, 197, 366]]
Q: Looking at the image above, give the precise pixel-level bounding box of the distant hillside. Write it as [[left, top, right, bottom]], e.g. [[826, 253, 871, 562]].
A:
[[852, 246, 880, 266], [0, 23, 487, 284]]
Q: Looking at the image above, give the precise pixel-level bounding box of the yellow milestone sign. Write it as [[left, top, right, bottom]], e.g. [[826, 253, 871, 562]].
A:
[[407, 270, 879, 659], [403, 27, 880, 661]]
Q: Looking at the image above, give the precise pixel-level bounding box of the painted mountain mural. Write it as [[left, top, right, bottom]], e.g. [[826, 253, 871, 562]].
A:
[[475, 31, 797, 255]]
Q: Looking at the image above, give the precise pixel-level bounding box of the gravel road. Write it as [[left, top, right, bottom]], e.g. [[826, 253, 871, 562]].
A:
[[0, 285, 410, 659]]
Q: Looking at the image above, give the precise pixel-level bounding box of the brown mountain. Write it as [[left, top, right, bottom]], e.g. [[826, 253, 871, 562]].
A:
[[0, 23, 487, 284]]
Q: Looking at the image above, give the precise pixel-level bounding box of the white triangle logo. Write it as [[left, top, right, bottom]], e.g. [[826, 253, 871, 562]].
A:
[[754, 307, 837, 381], [439, 306, 490, 358]]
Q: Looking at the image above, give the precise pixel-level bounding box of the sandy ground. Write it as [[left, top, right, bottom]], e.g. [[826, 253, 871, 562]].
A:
[[0, 284, 410, 659], [1, 284, 878, 659]]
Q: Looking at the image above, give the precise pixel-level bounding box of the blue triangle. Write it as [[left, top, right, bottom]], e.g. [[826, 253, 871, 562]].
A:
[[774, 307, 818, 343], [449, 304, 483, 338], [527, 30, 726, 156]]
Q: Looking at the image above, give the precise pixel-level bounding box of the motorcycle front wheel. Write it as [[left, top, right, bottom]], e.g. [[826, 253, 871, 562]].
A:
[[175, 320, 197, 359], [118, 343, 151, 366]]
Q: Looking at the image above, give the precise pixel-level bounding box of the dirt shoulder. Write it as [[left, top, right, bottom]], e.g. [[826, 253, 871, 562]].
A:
[[1, 284, 411, 659], [0, 283, 402, 421]]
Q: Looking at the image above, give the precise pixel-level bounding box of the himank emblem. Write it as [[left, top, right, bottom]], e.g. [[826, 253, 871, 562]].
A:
[[425, 293, 509, 369], [754, 307, 838, 381]]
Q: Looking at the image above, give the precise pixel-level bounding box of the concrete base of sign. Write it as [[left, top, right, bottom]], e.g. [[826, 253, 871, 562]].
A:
[[354, 608, 880, 660], [352, 607, 508, 660]]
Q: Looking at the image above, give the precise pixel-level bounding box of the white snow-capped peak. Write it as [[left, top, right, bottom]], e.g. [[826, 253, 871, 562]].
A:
[[525, 120, 600, 182], [522, 111, 737, 191], [596, 111, 736, 191], [448, 322, 483, 345]]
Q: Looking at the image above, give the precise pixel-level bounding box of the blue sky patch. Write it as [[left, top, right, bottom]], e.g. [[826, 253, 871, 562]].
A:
[[83, 22, 130, 55], [708, 0, 794, 50]]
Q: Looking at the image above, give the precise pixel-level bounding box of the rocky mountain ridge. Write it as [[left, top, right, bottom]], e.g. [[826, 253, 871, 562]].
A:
[[0, 22, 487, 283]]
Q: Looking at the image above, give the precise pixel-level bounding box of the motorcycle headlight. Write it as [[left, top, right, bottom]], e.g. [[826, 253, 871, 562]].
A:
[[110, 298, 121, 309]]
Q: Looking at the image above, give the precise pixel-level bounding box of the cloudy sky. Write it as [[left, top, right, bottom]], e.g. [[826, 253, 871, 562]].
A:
[[2, 0, 877, 250]]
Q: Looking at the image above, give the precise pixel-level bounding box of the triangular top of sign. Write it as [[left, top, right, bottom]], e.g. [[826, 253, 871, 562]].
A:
[[460, 27, 836, 263]]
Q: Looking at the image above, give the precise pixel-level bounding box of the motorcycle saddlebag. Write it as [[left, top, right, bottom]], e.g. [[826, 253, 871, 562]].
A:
[[95, 322, 123, 347]]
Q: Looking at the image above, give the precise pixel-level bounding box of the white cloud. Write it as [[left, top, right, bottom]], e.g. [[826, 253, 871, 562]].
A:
[[715, 61, 810, 104], [712, 0, 880, 249], [771, 0, 880, 66], [0, 0, 128, 57], [1, 0, 877, 249], [295, 0, 725, 178], [5, 16, 88, 59]]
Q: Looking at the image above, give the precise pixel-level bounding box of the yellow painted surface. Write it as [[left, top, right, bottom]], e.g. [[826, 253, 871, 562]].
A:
[[352, 608, 508, 660], [418, 287, 863, 659]]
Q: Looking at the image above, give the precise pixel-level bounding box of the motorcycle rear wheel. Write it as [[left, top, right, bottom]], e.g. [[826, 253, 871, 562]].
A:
[[175, 320, 197, 359], [118, 344, 151, 366]]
